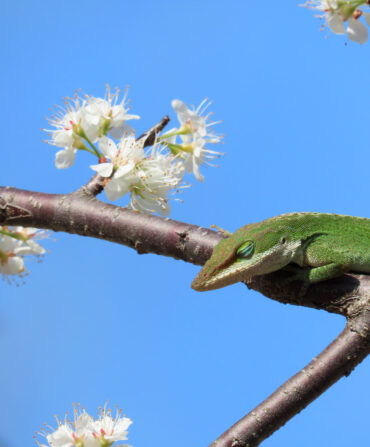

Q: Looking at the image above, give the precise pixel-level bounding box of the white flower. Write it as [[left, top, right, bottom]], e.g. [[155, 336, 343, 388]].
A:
[[0, 235, 25, 277], [171, 98, 221, 141], [95, 139, 185, 214], [92, 407, 132, 445], [36, 404, 132, 447], [11, 227, 47, 255], [82, 86, 140, 141], [90, 136, 145, 178], [45, 96, 89, 149], [46, 412, 97, 447], [128, 148, 185, 216], [163, 99, 223, 181], [44, 95, 97, 168], [45, 86, 140, 169], [164, 127, 222, 182], [0, 227, 47, 280], [182, 135, 222, 182], [304, 1, 370, 43], [90, 136, 146, 201]]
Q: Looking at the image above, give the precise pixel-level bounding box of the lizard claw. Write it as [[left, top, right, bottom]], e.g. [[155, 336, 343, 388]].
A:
[[210, 225, 232, 237]]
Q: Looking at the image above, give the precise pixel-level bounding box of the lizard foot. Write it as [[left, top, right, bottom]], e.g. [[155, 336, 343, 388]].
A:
[[210, 225, 232, 237]]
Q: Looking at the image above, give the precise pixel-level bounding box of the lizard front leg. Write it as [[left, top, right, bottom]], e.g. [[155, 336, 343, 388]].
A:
[[281, 263, 350, 295]]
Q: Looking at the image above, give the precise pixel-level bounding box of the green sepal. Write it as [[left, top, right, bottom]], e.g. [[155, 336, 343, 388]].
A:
[[100, 117, 111, 136], [0, 229, 26, 241]]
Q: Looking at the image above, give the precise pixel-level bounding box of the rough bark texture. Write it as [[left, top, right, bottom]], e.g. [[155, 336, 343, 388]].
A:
[[0, 187, 220, 265], [0, 185, 369, 446]]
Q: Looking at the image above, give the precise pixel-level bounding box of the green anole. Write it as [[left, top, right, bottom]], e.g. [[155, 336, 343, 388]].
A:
[[191, 212, 370, 292]]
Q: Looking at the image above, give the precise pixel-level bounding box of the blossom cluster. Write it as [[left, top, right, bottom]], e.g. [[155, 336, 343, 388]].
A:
[[45, 86, 223, 216], [302, 0, 370, 43], [36, 404, 131, 447], [0, 226, 46, 280]]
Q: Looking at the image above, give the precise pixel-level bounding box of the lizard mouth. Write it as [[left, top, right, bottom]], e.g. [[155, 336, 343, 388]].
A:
[[191, 265, 252, 291]]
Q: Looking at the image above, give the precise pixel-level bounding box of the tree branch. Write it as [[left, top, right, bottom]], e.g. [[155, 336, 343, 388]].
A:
[[0, 187, 220, 265], [209, 310, 370, 447], [0, 185, 369, 445]]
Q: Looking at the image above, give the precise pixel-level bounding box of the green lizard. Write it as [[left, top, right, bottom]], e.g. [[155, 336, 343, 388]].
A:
[[191, 212, 370, 292]]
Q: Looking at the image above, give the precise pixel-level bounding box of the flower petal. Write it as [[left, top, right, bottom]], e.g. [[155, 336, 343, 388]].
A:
[[1, 256, 25, 275], [114, 161, 135, 178], [99, 136, 118, 160], [104, 178, 132, 201], [55, 148, 76, 169], [75, 412, 95, 437], [347, 18, 368, 44], [363, 12, 370, 27], [90, 162, 114, 178], [47, 425, 74, 447], [171, 99, 187, 114], [327, 13, 345, 34]]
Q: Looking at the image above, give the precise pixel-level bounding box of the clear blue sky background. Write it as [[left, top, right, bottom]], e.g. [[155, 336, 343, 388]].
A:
[[0, 1, 369, 446]]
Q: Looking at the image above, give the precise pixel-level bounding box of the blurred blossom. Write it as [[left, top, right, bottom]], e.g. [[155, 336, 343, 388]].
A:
[[302, 0, 370, 43], [0, 226, 47, 280], [35, 404, 132, 447]]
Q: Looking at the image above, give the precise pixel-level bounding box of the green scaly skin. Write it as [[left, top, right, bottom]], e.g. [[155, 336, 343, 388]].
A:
[[191, 212, 370, 292]]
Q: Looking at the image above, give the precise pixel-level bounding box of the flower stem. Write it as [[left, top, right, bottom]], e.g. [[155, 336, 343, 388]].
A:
[[0, 229, 23, 240], [159, 127, 190, 140], [80, 146, 100, 157]]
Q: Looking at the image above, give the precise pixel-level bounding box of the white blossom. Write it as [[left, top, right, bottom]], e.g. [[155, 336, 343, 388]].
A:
[[164, 125, 223, 182], [0, 234, 25, 276], [303, 1, 370, 43], [181, 135, 222, 182], [171, 98, 221, 141], [45, 86, 140, 169], [44, 88, 225, 215], [82, 86, 140, 141], [90, 136, 145, 179], [90, 136, 146, 201], [162, 99, 223, 181], [97, 141, 185, 215], [46, 412, 97, 447], [45, 96, 89, 149], [11, 227, 47, 255], [91, 136, 185, 215], [36, 405, 132, 447], [92, 406, 132, 445], [0, 227, 47, 279], [127, 147, 185, 216]]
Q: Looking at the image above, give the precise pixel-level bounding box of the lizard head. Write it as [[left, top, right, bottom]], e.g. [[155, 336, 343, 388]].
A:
[[191, 219, 301, 291]]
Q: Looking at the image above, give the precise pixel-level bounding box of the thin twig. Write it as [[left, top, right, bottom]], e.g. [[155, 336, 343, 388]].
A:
[[137, 115, 170, 147], [79, 173, 106, 196]]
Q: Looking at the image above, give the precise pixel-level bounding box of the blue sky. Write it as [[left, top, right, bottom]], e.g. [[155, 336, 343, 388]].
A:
[[0, 1, 369, 446]]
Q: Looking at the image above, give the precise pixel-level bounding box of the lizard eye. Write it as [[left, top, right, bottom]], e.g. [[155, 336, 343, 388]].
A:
[[281, 237, 287, 244], [236, 240, 255, 259]]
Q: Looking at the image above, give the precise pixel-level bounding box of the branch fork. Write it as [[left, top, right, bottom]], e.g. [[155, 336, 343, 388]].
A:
[[0, 117, 369, 446]]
